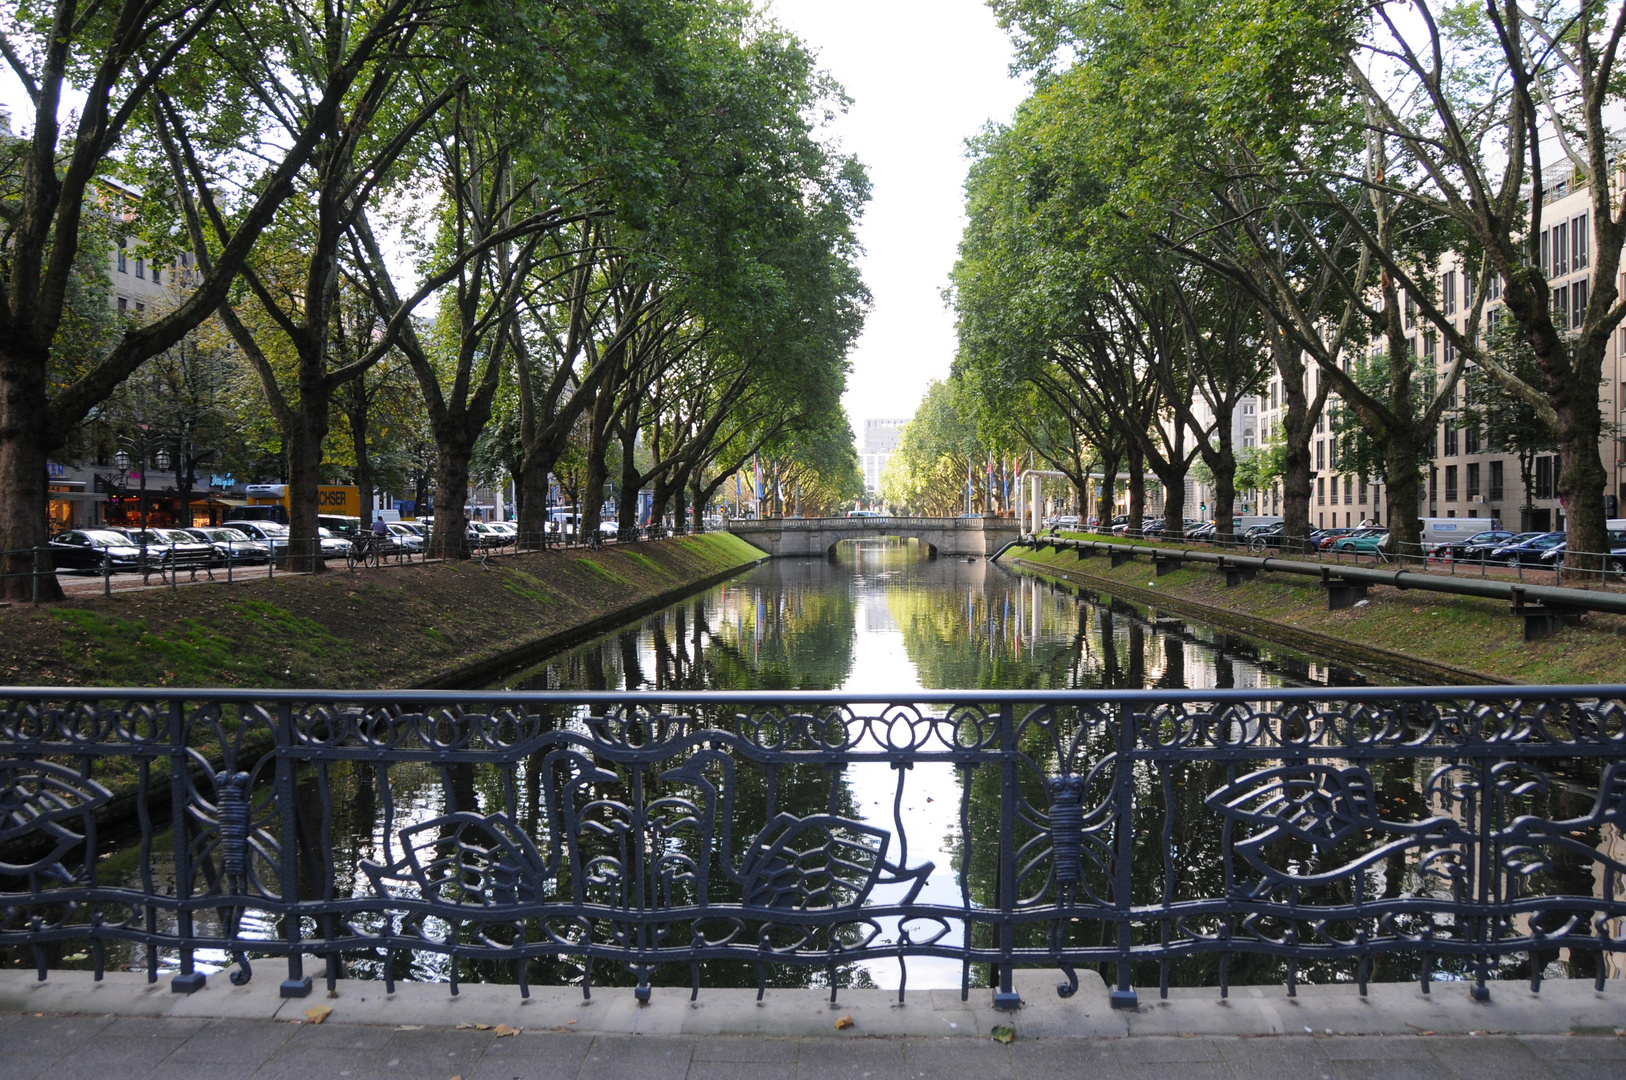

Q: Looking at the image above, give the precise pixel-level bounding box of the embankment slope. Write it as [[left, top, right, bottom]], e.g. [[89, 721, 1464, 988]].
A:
[[0, 533, 765, 690]]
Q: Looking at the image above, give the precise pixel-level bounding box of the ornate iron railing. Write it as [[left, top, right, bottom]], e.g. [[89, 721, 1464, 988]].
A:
[[2, 686, 1623, 1008]]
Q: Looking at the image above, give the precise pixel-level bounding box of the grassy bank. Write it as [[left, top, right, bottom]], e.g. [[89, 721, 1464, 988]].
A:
[[0, 533, 765, 690], [1008, 544, 1626, 685]]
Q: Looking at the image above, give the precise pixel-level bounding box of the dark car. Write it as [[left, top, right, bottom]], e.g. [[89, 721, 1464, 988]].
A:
[[184, 527, 271, 565], [47, 529, 146, 573], [1313, 528, 1356, 550], [1431, 530, 1515, 562], [1489, 531, 1567, 566], [1537, 530, 1626, 573], [125, 528, 216, 569]]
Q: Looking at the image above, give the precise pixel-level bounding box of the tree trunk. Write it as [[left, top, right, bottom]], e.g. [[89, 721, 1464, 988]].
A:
[[1211, 436, 1238, 547], [1274, 335, 1317, 554], [347, 379, 374, 532], [1095, 451, 1119, 530], [617, 413, 642, 538], [285, 417, 328, 573], [1382, 439, 1424, 567], [1159, 466, 1186, 541], [580, 373, 617, 542], [1555, 393, 1610, 578], [1126, 444, 1145, 534], [690, 472, 705, 532], [0, 342, 62, 599], [431, 446, 473, 560]]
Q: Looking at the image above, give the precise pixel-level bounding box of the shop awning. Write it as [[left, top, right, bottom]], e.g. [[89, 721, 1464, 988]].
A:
[[48, 491, 108, 503], [210, 497, 249, 507]]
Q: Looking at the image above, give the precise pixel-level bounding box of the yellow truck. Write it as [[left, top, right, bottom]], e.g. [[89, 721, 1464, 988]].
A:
[[240, 484, 360, 523]]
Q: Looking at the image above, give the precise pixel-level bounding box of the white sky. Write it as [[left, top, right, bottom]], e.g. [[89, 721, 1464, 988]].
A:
[[765, 1, 1030, 434]]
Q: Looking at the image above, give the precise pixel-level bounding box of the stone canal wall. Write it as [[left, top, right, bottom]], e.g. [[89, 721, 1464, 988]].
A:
[[1006, 545, 1626, 685]]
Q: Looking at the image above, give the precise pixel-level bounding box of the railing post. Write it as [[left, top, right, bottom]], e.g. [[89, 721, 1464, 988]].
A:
[[277, 700, 312, 998], [1110, 701, 1138, 1009], [170, 698, 205, 993], [31, 546, 40, 606], [993, 701, 1020, 1010]]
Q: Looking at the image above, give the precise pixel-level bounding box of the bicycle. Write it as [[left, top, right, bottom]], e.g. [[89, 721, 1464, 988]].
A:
[[347, 533, 384, 570]]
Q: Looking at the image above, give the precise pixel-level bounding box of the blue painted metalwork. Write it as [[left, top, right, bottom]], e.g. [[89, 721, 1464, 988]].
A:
[[1, 686, 1623, 1007]]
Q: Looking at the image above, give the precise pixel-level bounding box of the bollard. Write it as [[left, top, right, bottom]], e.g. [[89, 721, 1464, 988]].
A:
[[170, 541, 178, 590], [103, 551, 112, 597], [32, 547, 40, 607]]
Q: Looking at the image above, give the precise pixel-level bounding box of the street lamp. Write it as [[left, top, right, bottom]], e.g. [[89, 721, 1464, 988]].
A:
[[115, 428, 172, 533]]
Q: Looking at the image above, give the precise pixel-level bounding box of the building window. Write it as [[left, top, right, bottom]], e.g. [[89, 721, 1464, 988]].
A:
[[1316, 440, 1325, 470], [1572, 278, 1588, 327], [1317, 477, 1326, 505], [1489, 273, 1502, 301], [117, 242, 127, 273], [1464, 425, 1479, 454], [1535, 455, 1555, 500], [1540, 228, 1551, 276], [135, 256, 144, 280], [1358, 479, 1368, 505], [1489, 460, 1505, 501], [1572, 213, 1589, 269], [117, 297, 127, 314], [1443, 270, 1456, 315], [1444, 424, 1458, 456], [1445, 465, 1458, 502], [1552, 284, 1568, 325], [1430, 468, 1438, 502], [1343, 478, 1353, 505], [1330, 476, 1339, 503], [1553, 221, 1569, 276], [1467, 462, 1480, 500]]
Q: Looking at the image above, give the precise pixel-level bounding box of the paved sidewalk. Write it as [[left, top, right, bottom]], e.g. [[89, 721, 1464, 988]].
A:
[[0, 1013, 1621, 1080], [2, 969, 1622, 1080]]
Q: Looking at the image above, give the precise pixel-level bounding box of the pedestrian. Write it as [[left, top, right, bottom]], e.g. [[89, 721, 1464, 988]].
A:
[[372, 516, 390, 536]]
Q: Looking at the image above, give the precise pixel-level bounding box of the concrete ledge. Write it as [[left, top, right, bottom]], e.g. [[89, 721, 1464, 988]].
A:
[[4, 970, 1619, 1039]]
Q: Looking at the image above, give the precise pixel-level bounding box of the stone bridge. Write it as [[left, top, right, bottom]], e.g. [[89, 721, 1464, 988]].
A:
[[726, 514, 1022, 558]]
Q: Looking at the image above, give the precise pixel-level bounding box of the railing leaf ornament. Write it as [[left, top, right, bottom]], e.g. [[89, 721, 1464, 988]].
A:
[[362, 811, 550, 908], [0, 759, 112, 879]]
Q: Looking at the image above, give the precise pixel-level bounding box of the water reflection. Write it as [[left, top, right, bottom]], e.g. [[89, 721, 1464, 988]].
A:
[[505, 538, 1387, 696]]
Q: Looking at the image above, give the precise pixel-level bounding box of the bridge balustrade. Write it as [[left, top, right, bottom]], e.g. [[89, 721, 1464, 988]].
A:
[[2, 686, 1623, 1008]]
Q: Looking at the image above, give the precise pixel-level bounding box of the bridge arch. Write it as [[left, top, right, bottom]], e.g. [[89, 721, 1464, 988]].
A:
[[824, 532, 938, 560], [726, 516, 1020, 560]]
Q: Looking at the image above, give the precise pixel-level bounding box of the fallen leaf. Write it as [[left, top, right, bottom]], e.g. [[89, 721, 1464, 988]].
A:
[[1417, 1031, 1435, 1037], [473, 1023, 493, 1031], [834, 1014, 855, 1030], [991, 1025, 1015, 1044], [396, 1025, 423, 1031], [303, 1005, 332, 1025], [493, 1024, 520, 1037], [566, 1019, 578, 1025]]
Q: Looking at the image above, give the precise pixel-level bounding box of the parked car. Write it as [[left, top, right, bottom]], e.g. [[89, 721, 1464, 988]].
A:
[[847, 510, 884, 518], [467, 522, 508, 548], [1333, 529, 1391, 555], [1536, 530, 1626, 572], [315, 527, 353, 559], [385, 522, 424, 552], [1313, 528, 1357, 550], [219, 520, 290, 557], [47, 529, 146, 573], [184, 527, 271, 565], [125, 528, 216, 569], [1430, 530, 1515, 562], [1489, 531, 1567, 566]]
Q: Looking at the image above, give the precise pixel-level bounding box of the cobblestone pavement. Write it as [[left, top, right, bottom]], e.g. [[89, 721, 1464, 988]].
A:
[[0, 1014, 1621, 1080]]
